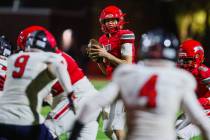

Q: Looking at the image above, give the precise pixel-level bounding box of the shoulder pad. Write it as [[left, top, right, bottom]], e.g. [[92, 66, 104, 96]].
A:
[[48, 52, 67, 65], [198, 65, 208, 72], [198, 65, 210, 79], [119, 30, 135, 41]]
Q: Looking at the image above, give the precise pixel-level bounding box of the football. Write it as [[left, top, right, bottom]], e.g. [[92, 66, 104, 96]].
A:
[[87, 39, 104, 63]]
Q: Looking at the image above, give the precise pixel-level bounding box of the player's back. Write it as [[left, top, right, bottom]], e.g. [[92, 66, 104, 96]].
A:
[[114, 62, 196, 140], [0, 51, 62, 125]]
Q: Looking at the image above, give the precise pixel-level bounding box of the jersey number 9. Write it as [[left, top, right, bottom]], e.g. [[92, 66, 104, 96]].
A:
[[12, 55, 30, 78]]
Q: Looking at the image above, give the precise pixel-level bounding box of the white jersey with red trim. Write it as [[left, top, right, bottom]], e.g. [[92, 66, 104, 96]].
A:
[[0, 51, 72, 125], [0, 56, 7, 77], [78, 61, 210, 140], [0, 56, 7, 92]]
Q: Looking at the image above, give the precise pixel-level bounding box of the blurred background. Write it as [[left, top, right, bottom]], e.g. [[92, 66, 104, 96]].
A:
[[1, 0, 210, 77]]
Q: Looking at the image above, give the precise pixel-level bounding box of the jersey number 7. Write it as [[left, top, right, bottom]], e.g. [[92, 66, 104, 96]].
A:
[[138, 75, 158, 108], [12, 55, 30, 78]]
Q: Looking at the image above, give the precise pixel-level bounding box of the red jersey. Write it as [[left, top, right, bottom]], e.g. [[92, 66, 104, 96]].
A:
[[191, 64, 210, 112], [99, 29, 135, 77], [191, 64, 210, 98], [51, 49, 84, 96]]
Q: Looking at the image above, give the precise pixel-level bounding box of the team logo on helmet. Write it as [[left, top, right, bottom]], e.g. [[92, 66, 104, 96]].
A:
[[194, 46, 204, 52], [105, 14, 114, 18]]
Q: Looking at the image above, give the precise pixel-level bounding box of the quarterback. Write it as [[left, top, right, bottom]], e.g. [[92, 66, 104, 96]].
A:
[[87, 5, 135, 140]]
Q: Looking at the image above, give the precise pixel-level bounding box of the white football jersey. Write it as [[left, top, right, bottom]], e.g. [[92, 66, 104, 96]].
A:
[[79, 61, 210, 140], [0, 51, 72, 125], [0, 55, 7, 94], [0, 56, 7, 78]]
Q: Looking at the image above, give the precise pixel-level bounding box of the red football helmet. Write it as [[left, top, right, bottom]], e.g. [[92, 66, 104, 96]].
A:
[[178, 39, 204, 70], [17, 25, 47, 51], [99, 5, 125, 34]]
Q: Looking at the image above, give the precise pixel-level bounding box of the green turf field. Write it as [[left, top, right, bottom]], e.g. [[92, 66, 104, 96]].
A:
[[41, 79, 202, 140], [89, 79, 110, 140], [41, 79, 110, 140]]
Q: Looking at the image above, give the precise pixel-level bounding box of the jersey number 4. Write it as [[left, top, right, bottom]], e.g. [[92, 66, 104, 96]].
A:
[[138, 75, 158, 108], [12, 55, 30, 78]]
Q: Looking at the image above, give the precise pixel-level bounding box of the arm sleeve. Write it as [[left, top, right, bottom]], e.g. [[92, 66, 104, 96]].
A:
[[120, 30, 135, 57], [78, 82, 120, 123], [47, 54, 73, 94], [121, 43, 133, 56], [181, 89, 210, 139]]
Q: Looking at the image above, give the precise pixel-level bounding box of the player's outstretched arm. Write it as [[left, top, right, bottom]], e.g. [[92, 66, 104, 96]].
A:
[[182, 90, 210, 140], [47, 56, 76, 114], [47, 55, 73, 94], [69, 82, 120, 140]]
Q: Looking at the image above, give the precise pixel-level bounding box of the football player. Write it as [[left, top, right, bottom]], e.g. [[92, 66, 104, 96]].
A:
[[69, 29, 210, 140], [16, 25, 100, 140], [88, 5, 135, 77], [87, 5, 135, 140], [0, 35, 12, 92], [177, 39, 210, 139], [0, 30, 73, 140]]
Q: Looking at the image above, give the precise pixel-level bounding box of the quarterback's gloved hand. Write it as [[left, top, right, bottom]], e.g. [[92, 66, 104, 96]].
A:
[[69, 120, 84, 140]]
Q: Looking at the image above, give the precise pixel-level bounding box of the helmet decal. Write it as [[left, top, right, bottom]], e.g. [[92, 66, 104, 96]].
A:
[[194, 46, 204, 52]]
